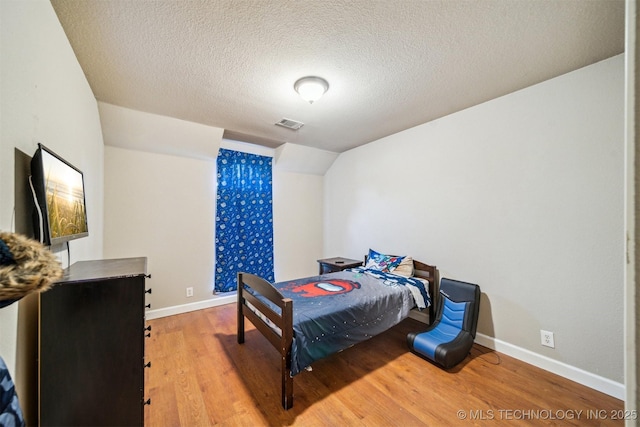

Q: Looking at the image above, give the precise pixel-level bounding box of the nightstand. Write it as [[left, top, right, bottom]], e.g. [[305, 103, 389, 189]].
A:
[[317, 257, 363, 275]]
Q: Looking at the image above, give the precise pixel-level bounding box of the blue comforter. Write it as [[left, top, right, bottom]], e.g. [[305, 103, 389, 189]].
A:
[[271, 269, 430, 375]]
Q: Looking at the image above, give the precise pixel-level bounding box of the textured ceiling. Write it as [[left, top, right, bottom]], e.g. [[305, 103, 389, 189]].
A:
[[51, 0, 625, 153]]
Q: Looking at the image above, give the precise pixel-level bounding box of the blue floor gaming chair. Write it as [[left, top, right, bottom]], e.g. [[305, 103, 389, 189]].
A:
[[407, 278, 480, 369]]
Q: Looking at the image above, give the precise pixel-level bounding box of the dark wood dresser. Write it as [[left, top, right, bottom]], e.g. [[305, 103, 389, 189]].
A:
[[38, 257, 150, 426]]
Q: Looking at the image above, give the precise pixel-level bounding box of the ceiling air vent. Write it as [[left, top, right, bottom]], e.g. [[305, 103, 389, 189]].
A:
[[275, 118, 304, 130]]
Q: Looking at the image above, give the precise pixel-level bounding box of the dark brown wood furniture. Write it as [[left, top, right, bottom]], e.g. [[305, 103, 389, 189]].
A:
[[317, 257, 363, 274], [237, 258, 438, 410], [39, 257, 150, 426]]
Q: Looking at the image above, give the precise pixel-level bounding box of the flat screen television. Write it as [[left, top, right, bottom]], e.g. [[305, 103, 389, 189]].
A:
[[30, 143, 89, 246]]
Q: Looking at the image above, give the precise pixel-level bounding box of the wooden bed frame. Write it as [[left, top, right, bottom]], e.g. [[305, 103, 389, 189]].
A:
[[237, 258, 439, 409]]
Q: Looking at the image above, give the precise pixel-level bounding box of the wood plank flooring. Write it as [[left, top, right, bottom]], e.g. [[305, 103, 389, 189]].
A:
[[144, 304, 624, 426]]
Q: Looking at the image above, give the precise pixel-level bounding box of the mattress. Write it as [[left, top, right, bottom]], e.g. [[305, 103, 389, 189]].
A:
[[260, 268, 431, 375]]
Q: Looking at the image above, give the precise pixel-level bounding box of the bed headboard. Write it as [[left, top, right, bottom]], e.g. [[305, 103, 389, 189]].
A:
[[412, 259, 439, 323], [363, 255, 440, 323]]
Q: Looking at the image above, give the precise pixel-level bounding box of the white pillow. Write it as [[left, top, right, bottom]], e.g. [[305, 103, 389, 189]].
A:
[[393, 256, 414, 277]]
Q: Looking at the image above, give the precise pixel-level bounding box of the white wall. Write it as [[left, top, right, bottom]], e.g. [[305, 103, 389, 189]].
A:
[[273, 143, 336, 280], [624, 0, 638, 413], [99, 102, 221, 161], [101, 104, 224, 314], [104, 145, 218, 309], [1, 1, 104, 266], [102, 111, 328, 316], [92, 140, 316, 325], [273, 169, 325, 280], [0, 0, 104, 420], [325, 55, 625, 391]]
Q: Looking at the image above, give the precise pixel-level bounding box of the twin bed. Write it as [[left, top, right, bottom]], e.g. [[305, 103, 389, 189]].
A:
[[237, 253, 439, 409]]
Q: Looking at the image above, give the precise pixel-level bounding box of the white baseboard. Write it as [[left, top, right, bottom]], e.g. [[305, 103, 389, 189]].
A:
[[475, 333, 624, 400], [145, 294, 236, 320]]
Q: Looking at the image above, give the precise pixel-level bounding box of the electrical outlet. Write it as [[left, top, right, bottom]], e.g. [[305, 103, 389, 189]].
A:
[[540, 330, 555, 348], [186, 287, 194, 298]]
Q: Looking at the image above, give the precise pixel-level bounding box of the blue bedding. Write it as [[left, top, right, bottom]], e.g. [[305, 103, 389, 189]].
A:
[[270, 269, 431, 375]]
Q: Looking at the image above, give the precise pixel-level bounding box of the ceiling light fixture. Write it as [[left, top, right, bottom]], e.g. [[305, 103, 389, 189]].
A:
[[294, 76, 329, 104]]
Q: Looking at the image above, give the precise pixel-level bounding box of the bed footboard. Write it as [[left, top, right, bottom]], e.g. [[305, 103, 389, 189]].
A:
[[237, 272, 294, 409]]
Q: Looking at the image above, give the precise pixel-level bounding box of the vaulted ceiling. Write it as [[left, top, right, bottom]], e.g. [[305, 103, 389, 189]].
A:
[[51, 0, 625, 153]]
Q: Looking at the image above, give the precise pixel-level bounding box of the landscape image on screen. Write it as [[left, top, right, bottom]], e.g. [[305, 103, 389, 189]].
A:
[[42, 150, 88, 239]]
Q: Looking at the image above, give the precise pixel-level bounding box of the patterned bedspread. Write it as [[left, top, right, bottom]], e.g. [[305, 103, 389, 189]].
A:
[[270, 269, 431, 375]]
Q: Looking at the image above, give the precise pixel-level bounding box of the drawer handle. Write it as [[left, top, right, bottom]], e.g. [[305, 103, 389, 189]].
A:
[[143, 398, 151, 406], [144, 325, 152, 332], [144, 361, 151, 368], [145, 288, 152, 294]]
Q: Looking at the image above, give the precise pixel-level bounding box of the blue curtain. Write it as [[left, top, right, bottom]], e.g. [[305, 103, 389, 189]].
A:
[[215, 149, 274, 292]]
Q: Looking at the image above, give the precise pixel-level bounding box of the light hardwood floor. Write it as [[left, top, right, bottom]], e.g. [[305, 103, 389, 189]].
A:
[[144, 303, 624, 426]]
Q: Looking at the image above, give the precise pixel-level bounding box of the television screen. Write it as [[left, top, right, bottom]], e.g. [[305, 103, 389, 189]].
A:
[[30, 144, 89, 246]]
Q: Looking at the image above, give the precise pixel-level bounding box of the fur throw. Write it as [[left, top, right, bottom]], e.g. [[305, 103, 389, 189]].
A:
[[0, 231, 63, 304]]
